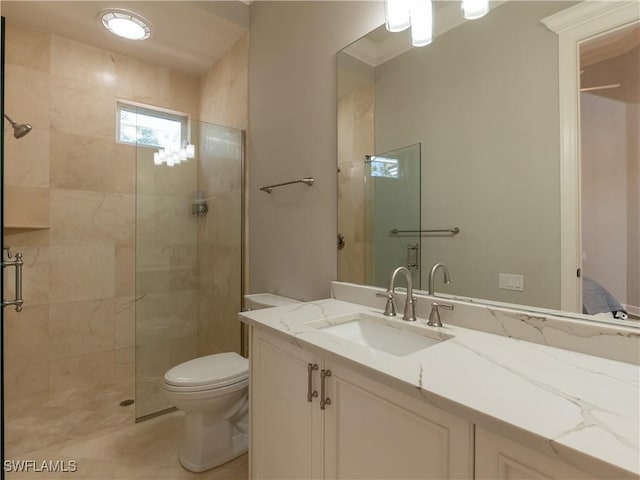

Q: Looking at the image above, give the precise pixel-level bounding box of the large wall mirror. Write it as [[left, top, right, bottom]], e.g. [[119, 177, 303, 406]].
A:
[[337, 0, 639, 328]]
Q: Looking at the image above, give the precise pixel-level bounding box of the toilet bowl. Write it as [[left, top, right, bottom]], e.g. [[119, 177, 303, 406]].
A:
[[164, 293, 300, 472], [163, 352, 249, 472]]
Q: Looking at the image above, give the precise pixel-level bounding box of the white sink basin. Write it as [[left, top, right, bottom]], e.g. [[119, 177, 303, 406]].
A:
[[308, 313, 450, 357]]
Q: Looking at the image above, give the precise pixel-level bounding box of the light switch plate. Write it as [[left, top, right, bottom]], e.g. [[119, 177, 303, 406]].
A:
[[499, 273, 524, 291]]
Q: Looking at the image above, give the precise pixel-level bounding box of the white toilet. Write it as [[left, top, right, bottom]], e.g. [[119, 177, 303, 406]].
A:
[[163, 293, 299, 472]]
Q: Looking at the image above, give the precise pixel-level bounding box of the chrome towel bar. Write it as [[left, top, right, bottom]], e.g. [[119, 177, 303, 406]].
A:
[[260, 177, 314, 193], [390, 227, 460, 235]]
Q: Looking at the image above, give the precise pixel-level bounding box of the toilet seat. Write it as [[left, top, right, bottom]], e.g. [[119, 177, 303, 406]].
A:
[[164, 352, 248, 392]]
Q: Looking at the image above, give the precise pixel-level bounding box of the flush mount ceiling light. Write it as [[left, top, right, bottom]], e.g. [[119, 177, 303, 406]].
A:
[[100, 9, 151, 41]]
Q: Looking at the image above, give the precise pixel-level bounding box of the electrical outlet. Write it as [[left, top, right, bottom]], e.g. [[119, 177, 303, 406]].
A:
[[499, 273, 524, 291]]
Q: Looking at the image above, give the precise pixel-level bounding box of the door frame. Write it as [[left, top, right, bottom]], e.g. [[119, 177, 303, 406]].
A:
[[541, 1, 640, 312]]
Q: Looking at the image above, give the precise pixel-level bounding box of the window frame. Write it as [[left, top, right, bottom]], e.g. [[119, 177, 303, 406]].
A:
[[116, 101, 190, 150]]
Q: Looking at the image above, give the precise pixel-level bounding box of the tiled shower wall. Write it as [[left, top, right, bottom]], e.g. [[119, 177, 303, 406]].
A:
[[3, 22, 248, 452]]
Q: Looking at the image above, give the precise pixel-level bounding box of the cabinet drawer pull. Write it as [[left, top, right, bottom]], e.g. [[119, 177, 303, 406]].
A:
[[320, 369, 332, 410], [307, 363, 319, 402]]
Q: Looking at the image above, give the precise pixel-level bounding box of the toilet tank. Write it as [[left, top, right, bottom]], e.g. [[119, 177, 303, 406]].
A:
[[243, 293, 300, 311]]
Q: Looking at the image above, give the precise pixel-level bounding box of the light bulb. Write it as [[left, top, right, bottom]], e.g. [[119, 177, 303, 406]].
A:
[[385, 0, 411, 32], [410, 0, 433, 47], [461, 0, 489, 20]]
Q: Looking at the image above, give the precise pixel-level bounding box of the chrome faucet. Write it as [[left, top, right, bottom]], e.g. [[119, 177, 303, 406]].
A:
[[428, 262, 451, 296], [376, 266, 417, 321]]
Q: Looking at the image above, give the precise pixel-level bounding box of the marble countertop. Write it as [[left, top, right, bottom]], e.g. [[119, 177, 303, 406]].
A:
[[240, 298, 640, 479]]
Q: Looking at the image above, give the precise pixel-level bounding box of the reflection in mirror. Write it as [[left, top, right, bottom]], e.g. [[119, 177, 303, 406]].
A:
[[365, 144, 422, 289], [336, 1, 639, 327]]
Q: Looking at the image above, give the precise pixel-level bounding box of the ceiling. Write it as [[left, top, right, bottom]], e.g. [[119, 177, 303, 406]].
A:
[[0, 1, 249, 77]]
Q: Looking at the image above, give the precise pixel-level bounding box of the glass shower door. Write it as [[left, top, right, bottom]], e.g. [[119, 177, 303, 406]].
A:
[[135, 119, 244, 419], [365, 144, 421, 289]]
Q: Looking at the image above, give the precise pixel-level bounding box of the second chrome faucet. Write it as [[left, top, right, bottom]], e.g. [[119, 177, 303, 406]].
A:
[[376, 266, 417, 321]]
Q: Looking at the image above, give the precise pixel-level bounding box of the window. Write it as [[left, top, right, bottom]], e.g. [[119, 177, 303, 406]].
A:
[[117, 102, 188, 150], [369, 156, 400, 179]]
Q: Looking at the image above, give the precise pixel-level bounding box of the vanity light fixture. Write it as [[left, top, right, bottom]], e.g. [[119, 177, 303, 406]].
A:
[[385, 0, 489, 46], [385, 0, 411, 32], [410, 0, 433, 47], [154, 144, 195, 167], [100, 9, 152, 41], [461, 0, 489, 20]]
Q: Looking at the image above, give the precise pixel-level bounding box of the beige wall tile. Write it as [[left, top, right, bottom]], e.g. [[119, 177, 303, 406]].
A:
[[49, 189, 134, 247], [51, 36, 116, 89], [3, 304, 50, 368], [50, 76, 115, 140], [3, 361, 50, 406], [4, 128, 50, 188], [114, 143, 137, 194], [115, 244, 136, 297], [48, 299, 115, 360], [136, 147, 198, 197], [169, 72, 200, 117], [4, 64, 51, 130], [49, 350, 115, 393], [114, 54, 172, 108], [50, 132, 119, 192], [114, 347, 135, 383], [135, 290, 197, 345], [5, 22, 51, 72], [115, 297, 136, 349], [199, 33, 248, 130], [4, 185, 49, 227], [49, 246, 115, 303]]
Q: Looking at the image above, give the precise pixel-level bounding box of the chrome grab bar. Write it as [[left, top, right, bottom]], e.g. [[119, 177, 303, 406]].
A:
[[2, 247, 24, 312], [406, 243, 419, 269], [260, 177, 315, 193], [390, 227, 460, 235]]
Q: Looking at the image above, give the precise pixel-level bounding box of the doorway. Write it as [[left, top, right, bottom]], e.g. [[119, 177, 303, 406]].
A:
[[579, 24, 640, 320]]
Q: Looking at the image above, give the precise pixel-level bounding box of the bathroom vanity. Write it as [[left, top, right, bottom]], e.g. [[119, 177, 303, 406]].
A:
[[240, 283, 639, 480]]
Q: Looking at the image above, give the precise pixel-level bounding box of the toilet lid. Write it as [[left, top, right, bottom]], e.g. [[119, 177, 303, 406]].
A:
[[164, 352, 249, 389]]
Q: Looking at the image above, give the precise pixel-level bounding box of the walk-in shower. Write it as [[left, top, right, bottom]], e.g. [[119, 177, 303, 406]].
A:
[[135, 118, 244, 419], [3, 113, 32, 139]]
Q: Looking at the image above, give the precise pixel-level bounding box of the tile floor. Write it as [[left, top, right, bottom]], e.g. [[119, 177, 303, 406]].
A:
[[4, 410, 248, 479]]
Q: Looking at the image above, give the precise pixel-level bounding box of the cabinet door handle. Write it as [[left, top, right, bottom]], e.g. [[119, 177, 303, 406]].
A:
[[320, 369, 332, 410], [307, 363, 319, 402]]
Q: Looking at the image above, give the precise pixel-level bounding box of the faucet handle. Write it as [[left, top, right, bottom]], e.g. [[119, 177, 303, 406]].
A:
[[427, 302, 453, 327], [376, 291, 397, 317]]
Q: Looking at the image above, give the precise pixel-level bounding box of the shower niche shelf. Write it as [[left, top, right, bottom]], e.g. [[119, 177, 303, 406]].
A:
[[4, 224, 50, 230]]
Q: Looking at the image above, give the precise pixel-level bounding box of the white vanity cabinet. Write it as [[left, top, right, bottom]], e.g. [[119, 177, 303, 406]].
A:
[[249, 328, 474, 479], [475, 427, 597, 480]]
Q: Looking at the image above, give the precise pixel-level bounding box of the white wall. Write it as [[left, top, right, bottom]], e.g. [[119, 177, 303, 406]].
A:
[[248, 1, 383, 300]]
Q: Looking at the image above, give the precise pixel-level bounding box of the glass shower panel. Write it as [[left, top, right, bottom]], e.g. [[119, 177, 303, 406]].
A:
[[365, 144, 421, 289], [135, 119, 244, 419]]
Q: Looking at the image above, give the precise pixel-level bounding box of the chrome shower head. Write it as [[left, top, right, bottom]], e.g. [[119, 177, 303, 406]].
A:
[[3, 114, 32, 139]]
